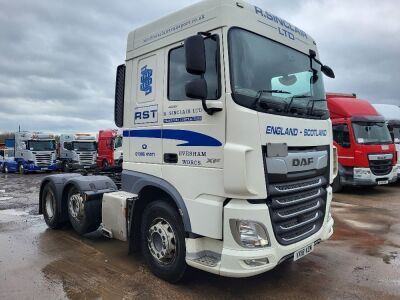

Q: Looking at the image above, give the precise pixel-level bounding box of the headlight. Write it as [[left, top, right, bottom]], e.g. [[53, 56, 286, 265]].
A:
[[230, 220, 270, 248]]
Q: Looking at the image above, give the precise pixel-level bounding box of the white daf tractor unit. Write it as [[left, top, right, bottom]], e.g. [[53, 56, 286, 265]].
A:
[[39, 0, 337, 282], [373, 104, 400, 177], [59, 133, 97, 172], [12, 131, 58, 174]]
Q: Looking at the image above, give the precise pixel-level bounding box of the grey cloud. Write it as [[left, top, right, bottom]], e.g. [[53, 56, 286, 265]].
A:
[[0, 0, 399, 133]]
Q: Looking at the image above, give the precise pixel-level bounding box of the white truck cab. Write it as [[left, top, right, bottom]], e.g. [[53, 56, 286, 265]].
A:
[[373, 104, 400, 177], [14, 131, 57, 173], [59, 133, 97, 172], [40, 0, 337, 283]]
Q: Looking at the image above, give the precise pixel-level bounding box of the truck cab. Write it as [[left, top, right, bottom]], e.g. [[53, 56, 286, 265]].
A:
[[59, 133, 97, 172], [96, 129, 123, 169], [13, 132, 58, 174], [373, 104, 400, 179], [327, 94, 398, 191], [39, 0, 337, 282]]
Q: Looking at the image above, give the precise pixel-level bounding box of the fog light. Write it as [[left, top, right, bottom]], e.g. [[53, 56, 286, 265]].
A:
[[230, 220, 270, 248], [244, 257, 269, 267]]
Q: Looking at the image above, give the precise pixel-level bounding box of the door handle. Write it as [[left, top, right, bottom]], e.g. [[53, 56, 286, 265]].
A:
[[164, 153, 178, 164]]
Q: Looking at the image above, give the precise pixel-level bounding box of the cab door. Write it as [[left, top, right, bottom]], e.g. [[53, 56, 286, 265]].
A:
[[162, 30, 225, 169]]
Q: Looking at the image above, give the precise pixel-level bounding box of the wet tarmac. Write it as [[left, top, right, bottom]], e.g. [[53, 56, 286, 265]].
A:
[[0, 173, 400, 299]]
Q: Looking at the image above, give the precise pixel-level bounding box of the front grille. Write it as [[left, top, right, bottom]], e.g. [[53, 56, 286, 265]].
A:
[[263, 145, 330, 246], [35, 153, 51, 166], [79, 153, 95, 165], [369, 159, 392, 176], [267, 179, 326, 245]]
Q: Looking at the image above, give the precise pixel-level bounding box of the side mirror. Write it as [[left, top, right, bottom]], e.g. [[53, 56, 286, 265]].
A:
[[185, 78, 208, 99], [321, 65, 335, 78], [115, 64, 126, 128], [184, 35, 206, 75], [342, 141, 351, 148]]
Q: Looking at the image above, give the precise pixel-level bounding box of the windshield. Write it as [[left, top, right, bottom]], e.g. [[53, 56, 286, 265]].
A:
[[114, 136, 122, 149], [389, 126, 400, 143], [27, 140, 55, 151], [352, 122, 392, 144], [229, 28, 328, 119], [72, 141, 97, 151]]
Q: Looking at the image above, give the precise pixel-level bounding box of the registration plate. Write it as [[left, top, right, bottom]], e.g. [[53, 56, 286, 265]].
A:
[[41, 168, 48, 171], [294, 243, 314, 261], [377, 180, 389, 185]]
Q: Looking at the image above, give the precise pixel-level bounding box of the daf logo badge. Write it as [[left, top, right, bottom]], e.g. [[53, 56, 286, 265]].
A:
[[293, 157, 314, 167]]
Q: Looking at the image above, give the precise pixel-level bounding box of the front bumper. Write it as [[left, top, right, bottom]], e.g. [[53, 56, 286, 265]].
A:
[[69, 162, 97, 171], [25, 164, 58, 172], [186, 187, 334, 278], [342, 167, 398, 186]]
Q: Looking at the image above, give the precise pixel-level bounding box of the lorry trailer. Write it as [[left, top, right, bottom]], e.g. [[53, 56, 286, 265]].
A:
[[372, 104, 400, 178], [39, 0, 337, 282], [96, 129, 123, 169], [59, 133, 97, 172], [327, 94, 398, 192], [5, 132, 58, 174]]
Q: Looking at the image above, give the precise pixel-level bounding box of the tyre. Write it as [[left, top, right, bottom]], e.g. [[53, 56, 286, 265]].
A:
[[2, 163, 8, 174], [18, 163, 26, 175], [102, 159, 109, 169], [62, 161, 70, 173], [332, 175, 343, 193], [42, 182, 63, 229], [141, 200, 187, 283], [67, 186, 101, 235]]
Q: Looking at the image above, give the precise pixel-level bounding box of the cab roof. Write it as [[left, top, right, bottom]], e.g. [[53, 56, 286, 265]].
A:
[[327, 94, 380, 119], [372, 104, 400, 122], [126, 0, 316, 59]]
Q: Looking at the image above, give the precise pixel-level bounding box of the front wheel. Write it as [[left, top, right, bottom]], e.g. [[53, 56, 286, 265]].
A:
[[141, 201, 187, 283], [2, 163, 8, 174], [18, 163, 26, 175], [67, 186, 101, 235], [332, 175, 343, 193], [102, 159, 109, 169]]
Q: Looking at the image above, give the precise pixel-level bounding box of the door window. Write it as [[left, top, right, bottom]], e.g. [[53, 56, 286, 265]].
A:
[[168, 35, 220, 101]]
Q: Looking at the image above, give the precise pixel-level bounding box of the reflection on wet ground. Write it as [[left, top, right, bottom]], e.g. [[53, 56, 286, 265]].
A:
[[1, 174, 400, 299]]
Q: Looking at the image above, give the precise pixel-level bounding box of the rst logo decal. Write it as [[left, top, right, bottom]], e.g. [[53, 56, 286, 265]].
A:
[[140, 65, 153, 96], [134, 104, 158, 125]]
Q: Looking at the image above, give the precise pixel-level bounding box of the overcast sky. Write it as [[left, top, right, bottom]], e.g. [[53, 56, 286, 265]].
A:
[[0, 0, 399, 133]]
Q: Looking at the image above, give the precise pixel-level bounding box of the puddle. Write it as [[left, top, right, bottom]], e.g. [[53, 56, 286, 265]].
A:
[[0, 208, 29, 216]]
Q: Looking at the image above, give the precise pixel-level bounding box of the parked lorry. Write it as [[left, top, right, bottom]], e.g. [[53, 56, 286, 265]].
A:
[[0, 140, 17, 173], [39, 0, 337, 282], [373, 104, 400, 178], [96, 129, 123, 169], [327, 93, 398, 191], [59, 133, 97, 172], [2, 132, 58, 174]]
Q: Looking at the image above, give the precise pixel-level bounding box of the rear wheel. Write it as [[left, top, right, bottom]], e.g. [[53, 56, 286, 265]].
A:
[[67, 186, 101, 235], [141, 200, 187, 283], [42, 182, 63, 229]]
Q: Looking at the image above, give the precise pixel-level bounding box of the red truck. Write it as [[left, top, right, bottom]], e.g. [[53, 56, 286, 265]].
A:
[[96, 129, 123, 169], [327, 93, 398, 192]]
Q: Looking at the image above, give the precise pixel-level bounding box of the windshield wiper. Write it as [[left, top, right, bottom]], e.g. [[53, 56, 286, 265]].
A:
[[285, 95, 311, 113], [253, 90, 291, 110]]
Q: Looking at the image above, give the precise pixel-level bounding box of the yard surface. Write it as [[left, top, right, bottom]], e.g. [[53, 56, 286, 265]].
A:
[[1, 173, 399, 299]]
